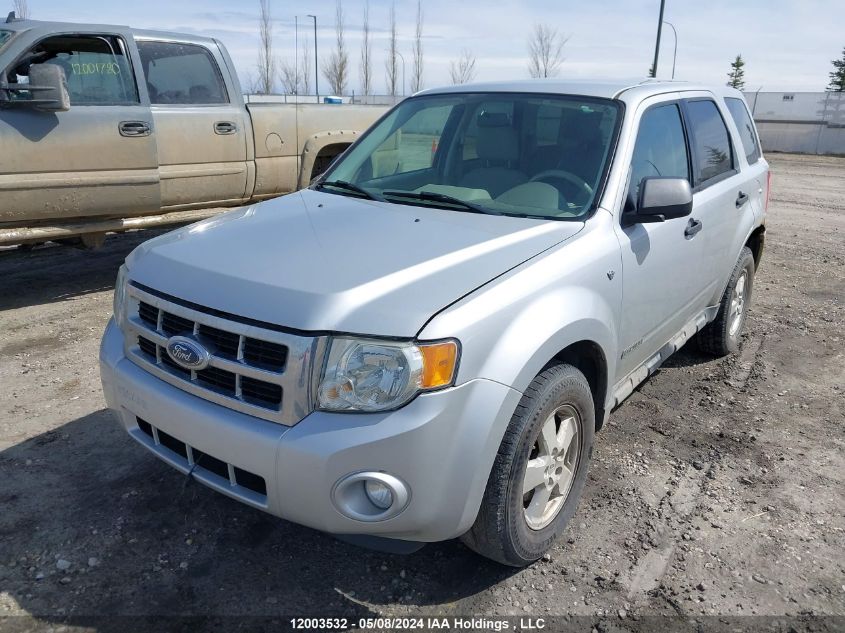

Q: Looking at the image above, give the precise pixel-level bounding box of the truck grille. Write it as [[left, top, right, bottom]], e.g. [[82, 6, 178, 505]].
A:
[[123, 283, 326, 425]]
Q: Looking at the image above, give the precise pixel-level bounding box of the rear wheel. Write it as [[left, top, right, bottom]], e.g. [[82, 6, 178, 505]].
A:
[[697, 246, 755, 356], [461, 364, 595, 566]]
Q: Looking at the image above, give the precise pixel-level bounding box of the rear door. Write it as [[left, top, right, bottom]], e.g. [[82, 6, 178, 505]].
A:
[[724, 96, 767, 229], [0, 31, 160, 224], [679, 95, 756, 304], [136, 39, 249, 210]]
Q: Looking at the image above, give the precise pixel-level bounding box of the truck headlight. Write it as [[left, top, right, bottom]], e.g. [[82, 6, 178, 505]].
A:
[[113, 264, 128, 326], [317, 338, 459, 412]]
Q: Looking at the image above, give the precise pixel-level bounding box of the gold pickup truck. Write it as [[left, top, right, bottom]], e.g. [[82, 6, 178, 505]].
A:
[[0, 15, 388, 247]]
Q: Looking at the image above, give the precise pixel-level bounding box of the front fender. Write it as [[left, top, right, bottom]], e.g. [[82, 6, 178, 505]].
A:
[[420, 216, 622, 413]]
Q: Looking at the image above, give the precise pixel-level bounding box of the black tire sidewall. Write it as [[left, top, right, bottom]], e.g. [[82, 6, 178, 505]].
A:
[[722, 249, 756, 353], [503, 367, 595, 564]]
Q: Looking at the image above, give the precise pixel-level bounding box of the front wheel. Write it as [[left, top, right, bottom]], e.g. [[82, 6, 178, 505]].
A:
[[697, 246, 756, 356], [461, 364, 595, 566]]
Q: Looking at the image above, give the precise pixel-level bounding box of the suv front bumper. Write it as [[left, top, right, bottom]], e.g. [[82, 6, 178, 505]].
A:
[[99, 319, 522, 542]]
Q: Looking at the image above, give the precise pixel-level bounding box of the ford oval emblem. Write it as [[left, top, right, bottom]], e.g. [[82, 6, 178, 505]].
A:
[[165, 336, 210, 370]]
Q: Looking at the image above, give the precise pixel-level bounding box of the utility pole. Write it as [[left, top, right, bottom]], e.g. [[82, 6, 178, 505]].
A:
[[650, 0, 666, 78], [308, 14, 319, 100]]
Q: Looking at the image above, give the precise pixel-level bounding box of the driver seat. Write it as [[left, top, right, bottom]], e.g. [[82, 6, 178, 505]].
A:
[[459, 124, 528, 197]]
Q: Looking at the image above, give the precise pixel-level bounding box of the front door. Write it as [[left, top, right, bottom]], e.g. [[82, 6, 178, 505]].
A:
[[614, 97, 711, 379], [0, 32, 160, 225], [136, 39, 248, 210]]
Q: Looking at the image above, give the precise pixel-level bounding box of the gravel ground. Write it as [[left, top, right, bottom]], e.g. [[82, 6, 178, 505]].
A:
[[0, 153, 843, 631]]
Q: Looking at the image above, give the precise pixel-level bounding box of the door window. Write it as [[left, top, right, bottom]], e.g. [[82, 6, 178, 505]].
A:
[[627, 103, 689, 208], [685, 99, 734, 186], [137, 41, 228, 105], [724, 97, 761, 164], [4, 34, 138, 105]]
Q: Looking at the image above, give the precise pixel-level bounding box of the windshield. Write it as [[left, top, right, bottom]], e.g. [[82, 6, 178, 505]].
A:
[[0, 30, 13, 51], [320, 92, 621, 219]]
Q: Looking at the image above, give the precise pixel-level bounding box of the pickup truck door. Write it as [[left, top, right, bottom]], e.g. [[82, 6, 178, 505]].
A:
[[614, 97, 711, 379], [135, 39, 249, 210], [0, 30, 160, 225]]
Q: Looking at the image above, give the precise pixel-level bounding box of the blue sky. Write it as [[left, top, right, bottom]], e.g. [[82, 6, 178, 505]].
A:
[[18, 0, 842, 94]]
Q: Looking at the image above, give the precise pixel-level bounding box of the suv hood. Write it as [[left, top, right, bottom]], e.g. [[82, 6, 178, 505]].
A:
[[127, 190, 583, 337]]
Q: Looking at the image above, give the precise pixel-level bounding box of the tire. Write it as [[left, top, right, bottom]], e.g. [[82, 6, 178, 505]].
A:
[[461, 364, 595, 566], [697, 246, 755, 357]]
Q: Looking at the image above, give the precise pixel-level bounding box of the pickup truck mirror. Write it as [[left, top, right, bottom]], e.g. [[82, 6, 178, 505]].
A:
[[630, 177, 693, 223], [0, 64, 71, 112]]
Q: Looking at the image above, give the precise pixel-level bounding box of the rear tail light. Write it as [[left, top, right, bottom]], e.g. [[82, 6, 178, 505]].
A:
[[765, 171, 772, 212]]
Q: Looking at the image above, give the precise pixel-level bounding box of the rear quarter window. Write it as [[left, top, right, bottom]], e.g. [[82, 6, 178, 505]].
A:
[[725, 97, 761, 164]]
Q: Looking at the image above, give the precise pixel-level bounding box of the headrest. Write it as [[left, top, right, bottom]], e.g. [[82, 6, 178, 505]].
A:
[[565, 112, 604, 145], [477, 111, 511, 128], [477, 125, 520, 162]]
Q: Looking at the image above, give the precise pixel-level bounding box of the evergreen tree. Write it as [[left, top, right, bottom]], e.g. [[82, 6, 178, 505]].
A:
[[727, 55, 745, 90], [828, 47, 845, 92]]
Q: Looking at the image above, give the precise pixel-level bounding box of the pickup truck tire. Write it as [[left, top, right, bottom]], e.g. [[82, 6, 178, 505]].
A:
[[461, 364, 595, 566], [697, 246, 755, 357]]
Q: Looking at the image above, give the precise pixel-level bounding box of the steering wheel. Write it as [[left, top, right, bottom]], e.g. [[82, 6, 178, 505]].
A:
[[529, 169, 593, 205]]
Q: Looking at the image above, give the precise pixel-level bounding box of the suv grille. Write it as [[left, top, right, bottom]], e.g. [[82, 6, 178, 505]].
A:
[[123, 283, 326, 425]]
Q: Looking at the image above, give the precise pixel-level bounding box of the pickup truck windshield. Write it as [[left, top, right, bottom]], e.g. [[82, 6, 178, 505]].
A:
[[0, 30, 12, 51], [322, 92, 621, 219]]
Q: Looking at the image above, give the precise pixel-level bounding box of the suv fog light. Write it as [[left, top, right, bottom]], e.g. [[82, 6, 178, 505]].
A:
[[332, 471, 410, 522], [364, 480, 394, 509]]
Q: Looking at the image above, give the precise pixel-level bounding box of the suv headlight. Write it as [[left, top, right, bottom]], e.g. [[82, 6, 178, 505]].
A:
[[113, 264, 128, 326], [317, 338, 459, 412]]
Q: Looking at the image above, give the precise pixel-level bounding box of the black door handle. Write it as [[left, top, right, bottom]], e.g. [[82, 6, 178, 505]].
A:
[[119, 121, 151, 137], [214, 121, 237, 135], [736, 191, 749, 208], [684, 218, 703, 238]]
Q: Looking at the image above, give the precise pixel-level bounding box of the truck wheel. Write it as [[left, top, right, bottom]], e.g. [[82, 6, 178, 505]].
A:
[[697, 246, 755, 357], [461, 364, 594, 566]]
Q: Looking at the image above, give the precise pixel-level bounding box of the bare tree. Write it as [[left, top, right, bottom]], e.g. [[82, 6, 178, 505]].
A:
[[279, 60, 299, 94], [255, 0, 275, 94], [450, 49, 477, 85], [359, 0, 373, 96], [300, 32, 312, 95], [322, 0, 349, 95], [12, 0, 30, 18], [527, 23, 568, 78], [410, 0, 423, 93], [385, 1, 398, 97]]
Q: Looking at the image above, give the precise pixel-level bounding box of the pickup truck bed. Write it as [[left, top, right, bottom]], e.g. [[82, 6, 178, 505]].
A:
[[0, 16, 387, 246]]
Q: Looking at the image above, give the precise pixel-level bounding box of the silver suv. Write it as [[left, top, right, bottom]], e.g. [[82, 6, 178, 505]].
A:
[[100, 79, 768, 566]]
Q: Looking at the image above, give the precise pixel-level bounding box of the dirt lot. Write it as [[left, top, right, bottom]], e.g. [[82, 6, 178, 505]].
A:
[[0, 153, 843, 630]]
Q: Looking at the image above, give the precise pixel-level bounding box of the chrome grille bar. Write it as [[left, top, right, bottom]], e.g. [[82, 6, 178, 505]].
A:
[[123, 283, 328, 426]]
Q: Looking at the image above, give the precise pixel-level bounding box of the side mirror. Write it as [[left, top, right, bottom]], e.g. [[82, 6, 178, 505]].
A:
[[0, 64, 71, 112], [29, 64, 71, 112], [630, 177, 693, 223]]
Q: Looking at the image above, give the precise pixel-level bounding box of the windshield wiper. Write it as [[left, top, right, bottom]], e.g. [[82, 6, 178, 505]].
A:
[[383, 190, 502, 215], [315, 180, 385, 202]]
